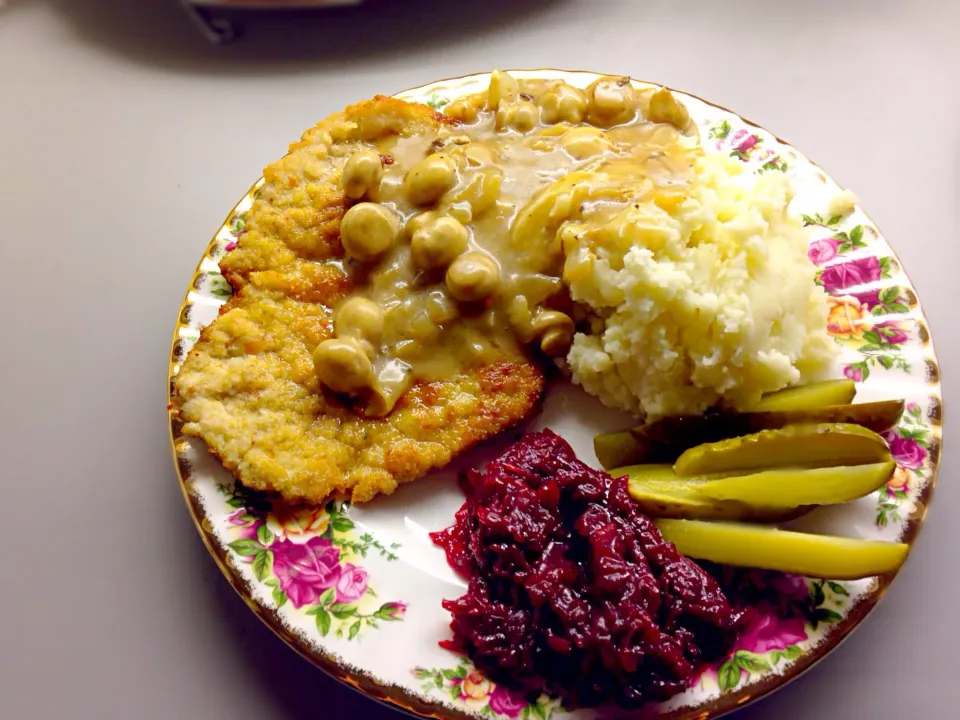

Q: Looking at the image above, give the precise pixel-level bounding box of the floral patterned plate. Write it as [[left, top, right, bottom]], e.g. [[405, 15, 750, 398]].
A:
[[167, 70, 943, 720]]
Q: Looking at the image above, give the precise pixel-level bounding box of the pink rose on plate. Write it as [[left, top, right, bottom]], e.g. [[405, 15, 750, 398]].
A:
[[335, 563, 369, 604], [843, 364, 864, 382], [736, 134, 759, 153], [460, 671, 492, 701], [769, 573, 809, 603], [852, 288, 883, 310], [489, 685, 529, 718], [272, 537, 341, 609], [883, 432, 927, 470], [266, 505, 330, 545], [826, 296, 871, 338], [381, 602, 407, 620], [906, 402, 921, 414], [226, 509, 258, 540], [819, 256, 882, 293], [807, 237, 840, 265], [887, 465, 911, 495], [736, 602, 807, 655], [875, 321, 909, 345]]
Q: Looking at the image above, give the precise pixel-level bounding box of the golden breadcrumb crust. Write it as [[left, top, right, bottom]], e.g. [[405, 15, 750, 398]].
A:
[[174, 96, 543, 504]]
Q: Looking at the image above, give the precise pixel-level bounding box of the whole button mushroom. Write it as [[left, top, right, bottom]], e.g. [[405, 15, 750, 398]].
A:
[[585, 76, 637, 127], [411, 216, 469, 271], [312, 337, 375, 395], [532, 310, 575, 357], [341, 149, 384, 200], [445, 252, 501, 302], [404, 153, 458, 206], [539, 82, 587, 125], [495, 101, 539, 132], [335, 297, 385, 345], [647, 87, 693, 132], [339, 202, 401, 262]]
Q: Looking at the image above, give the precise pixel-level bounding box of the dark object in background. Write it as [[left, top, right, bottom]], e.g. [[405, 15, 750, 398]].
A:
[[180, 0, 365, 43]]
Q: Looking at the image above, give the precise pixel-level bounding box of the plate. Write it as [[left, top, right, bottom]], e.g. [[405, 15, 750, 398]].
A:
[[167, 70, 943, 719]]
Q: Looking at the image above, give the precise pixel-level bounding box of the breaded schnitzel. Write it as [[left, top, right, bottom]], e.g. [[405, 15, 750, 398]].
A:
[[174, 72, 709, 506], [174, 96, 544, 505]]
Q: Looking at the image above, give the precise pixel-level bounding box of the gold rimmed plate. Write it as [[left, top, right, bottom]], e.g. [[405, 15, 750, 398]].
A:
[[168, 70, 942, 720]]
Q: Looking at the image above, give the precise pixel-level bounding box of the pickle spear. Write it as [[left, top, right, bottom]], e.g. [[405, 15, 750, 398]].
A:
[[593, 399, 904, 469], [751, 379, 856, 412], [594, 430, 646, 470], [656, 519, 908, 579], [619, 461, 890, 517], [673, 423, 891, 477], [697, 461, 895, 507], [620, 464, 813, 521]]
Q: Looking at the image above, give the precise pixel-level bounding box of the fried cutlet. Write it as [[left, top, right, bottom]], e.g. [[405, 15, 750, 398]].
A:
[[174, 97, 544, 505]]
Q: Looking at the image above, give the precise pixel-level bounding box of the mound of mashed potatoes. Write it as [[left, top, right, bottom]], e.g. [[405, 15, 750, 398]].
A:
[[564, 153, 835, 418]]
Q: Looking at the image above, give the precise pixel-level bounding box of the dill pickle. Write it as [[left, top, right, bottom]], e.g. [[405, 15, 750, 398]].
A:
[[673, 423, 890, 477], [593, 400, 903, 468], [751, 379, 856, 412], [656, 519, 908, 579]]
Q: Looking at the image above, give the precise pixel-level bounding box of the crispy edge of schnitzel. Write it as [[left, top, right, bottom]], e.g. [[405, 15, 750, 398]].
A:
[[173, 95, 545, 505]]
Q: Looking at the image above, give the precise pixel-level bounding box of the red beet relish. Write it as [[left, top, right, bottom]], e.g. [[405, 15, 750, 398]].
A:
[[431, 430, 742, 709]]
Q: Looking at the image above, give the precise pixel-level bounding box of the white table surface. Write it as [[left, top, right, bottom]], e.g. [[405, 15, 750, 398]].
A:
[[2, 1, 958, 717]]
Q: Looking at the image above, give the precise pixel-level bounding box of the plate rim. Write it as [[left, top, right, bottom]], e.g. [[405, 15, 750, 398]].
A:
[[166, 67, 944, 720]]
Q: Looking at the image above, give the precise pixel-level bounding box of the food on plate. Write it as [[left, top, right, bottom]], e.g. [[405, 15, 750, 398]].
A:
[[750, 378, 856, 412], [563, 154, 836, 419], [171, 67, 930, 716], [175, 68, 836, 506], [647, 87, 694, 131], [340, 147, 383, 200], [529, 310, 575, 357], [593, 427, 649, 470], [174, 96, 544, 504], [696, 461, 894, 506], [620, 465, 814, 522], [656, 520, 908, 579], [312, 337, 375, 394], [826, 188, 859, 219], [444, 251, 501, 302], [607, 399, 898, 521], [338, 201, 401, 262], [432, 431, 742, 708], [619, 460, 892, 515], [409, 215, 468, 270], [169, 63, 930, 718], [672, 423, 891, 476], [593, 398, 904, 468]]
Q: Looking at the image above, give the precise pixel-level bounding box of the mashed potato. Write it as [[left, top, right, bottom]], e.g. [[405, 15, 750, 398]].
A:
[[564, 153, 835, 418]]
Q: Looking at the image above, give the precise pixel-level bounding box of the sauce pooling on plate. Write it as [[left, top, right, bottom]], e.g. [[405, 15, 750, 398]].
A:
[[315, 70, 699, 415]]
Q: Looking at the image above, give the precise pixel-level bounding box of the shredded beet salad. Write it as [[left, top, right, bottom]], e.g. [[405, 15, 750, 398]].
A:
[[431, 430, 743, 709]]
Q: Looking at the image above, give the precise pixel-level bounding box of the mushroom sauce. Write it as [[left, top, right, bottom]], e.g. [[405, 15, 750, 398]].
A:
[[318, 71, 699, 416]]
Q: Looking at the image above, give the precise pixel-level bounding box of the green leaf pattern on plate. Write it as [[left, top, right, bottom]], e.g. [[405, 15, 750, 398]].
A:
[[412, 660, 559, 719], [707, 120, 788, 173], [875, 402, 931, 527], [399, 88, 934, 710], [801, 216, 915, 384], [174, 76, 940, 717], [220, 485, 406, 641], [703, 576, 850, 693]]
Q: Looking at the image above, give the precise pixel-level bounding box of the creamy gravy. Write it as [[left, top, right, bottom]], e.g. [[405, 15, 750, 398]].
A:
[[326, 75, 698, 413]]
